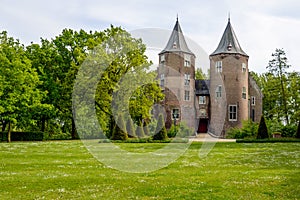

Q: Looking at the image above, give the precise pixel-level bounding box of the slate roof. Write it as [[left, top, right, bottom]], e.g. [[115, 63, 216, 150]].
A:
[[159, 18, 194, 56], [195, 80, 210, 96], [211, 19, 248, 57]]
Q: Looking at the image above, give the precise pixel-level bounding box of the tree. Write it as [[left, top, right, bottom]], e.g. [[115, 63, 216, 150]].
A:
[[0, 31, 46, 142], [111, 114, 128, 140], [153, 114, 168, 140], [126, 118, 136, 138], [257, 116, 269, 139], [136, 123, 145, 138], [195, 68, 208, 80], [296, 121, 300, 139], [267, 48, 290, 125]]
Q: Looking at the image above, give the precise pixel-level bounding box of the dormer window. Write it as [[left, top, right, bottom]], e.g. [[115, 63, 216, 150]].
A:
[[227, 42, 232, 51], [172, 42, 177, 49]]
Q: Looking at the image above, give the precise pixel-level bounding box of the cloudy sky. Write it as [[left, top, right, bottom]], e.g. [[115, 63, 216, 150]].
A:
[[1, 0, 299, 73]]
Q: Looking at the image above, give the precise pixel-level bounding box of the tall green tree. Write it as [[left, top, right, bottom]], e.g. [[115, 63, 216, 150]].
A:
[[0, 31, 46, 142], [195, 68, 208, 80], [153, 114, 168, 140], [266, 48, 290, 125]]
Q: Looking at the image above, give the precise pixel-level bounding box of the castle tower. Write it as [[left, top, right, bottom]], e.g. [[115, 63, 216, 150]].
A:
[[209, 18, 249, 137], [157, 18, 196, 130]]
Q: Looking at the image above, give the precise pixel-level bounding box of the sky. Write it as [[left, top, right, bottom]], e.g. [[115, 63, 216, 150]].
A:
[[1, 0, 299, 73]]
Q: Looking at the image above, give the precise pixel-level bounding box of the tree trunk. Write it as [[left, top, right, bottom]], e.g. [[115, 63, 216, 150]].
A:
[[71, 118, 77, 139], [41, 117, 46, 132], [7, 121, 11, 143], [2, 120, 7, 132]]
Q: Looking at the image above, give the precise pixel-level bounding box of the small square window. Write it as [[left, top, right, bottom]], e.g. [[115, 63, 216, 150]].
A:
[[172, 109, 179, 119], [199, 96, 206, 104]]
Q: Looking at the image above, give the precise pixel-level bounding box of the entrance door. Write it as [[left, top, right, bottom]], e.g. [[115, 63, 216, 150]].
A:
[[198, 119, 208, 133]]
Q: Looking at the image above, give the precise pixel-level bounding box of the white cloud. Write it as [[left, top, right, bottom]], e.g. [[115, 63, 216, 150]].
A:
[[0, 0, 299, 73]]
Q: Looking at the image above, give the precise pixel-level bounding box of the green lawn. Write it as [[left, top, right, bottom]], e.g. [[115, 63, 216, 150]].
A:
[[0, 141, 299, 199]]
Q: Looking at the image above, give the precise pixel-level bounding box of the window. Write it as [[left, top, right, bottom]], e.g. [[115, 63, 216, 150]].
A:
[[229, 105, 237, 121], [184, 90, 190, 101], [160, 74, 164, 87], [172, 109, 179, 119], [184, 54, 191, 67], [251, 109, 255, 121], [242, 63, 246, 73], [251, 96, 255, 106], [184, 73, 190, 86], [160, 55, 165, 63], [172, 42, 177, 49], [242, 87, 246, 99], [216, 61, 222, 72], [199, 96, 206, 104], [216, 85, 222, 98]]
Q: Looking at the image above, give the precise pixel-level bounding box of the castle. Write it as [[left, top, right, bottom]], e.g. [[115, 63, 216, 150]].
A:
[[157, 18, 263, 138]]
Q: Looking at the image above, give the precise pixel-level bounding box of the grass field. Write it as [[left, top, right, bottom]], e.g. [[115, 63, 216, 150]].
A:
[[0, 141, 299, 199]]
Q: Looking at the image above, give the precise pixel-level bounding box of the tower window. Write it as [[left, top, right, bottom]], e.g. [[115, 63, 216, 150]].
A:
[[216, 61, 222, 72], [184, 73, 190, 86], [242, 63, 246, 73], [242, 87, 246, 99], [199, 96, 206, 104], [184, 54, 191, 67], [251, 96, 255, 106], [160, 74, 164, 87], [184, 90, 190, 101], [229, 105, 237, 121], [160, 55, 165, 63], [216, 85, 222, 98]]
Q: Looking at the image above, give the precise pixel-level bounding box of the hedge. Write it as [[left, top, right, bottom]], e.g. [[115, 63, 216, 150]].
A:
[[236, 138, 300, 143], [0, 131, 47, 141]]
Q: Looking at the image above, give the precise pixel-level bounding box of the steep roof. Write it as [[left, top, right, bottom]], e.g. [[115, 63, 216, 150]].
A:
[[211, 18, 248, 57], [159, 18, 194, 55], [195, 80, 210, 96]]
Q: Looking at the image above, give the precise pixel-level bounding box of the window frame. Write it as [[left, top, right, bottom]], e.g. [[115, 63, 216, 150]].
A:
[[251, 96, 255, 106], [184, 73, 190, 86], [242, 63, 246, 73], [242, 87, 247, 99], [229, 105, 238, 121], [199, 96, 206, 104], [184, 90, 190, 101], [216, 61, 222, 73], [216, 85, 222, 98], [172, 108, 180, 119]]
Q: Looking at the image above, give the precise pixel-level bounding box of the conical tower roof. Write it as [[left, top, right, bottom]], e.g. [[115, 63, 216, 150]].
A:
[[159, 18, 194, 56], [211, 18, 248, 57]]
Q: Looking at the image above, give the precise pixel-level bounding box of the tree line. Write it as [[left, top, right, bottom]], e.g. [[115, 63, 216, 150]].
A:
[[0, 27, 164, 142]]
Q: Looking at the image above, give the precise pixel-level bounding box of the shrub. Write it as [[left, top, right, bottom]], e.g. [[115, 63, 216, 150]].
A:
[[280, 125, 297, 137], [226, 120, 258, 139], [167, 124, 178, 138], [177, 122, 194, 138], [153, 114, 168, 140], [143, 124, 150, 136], [111, 115, 128, 140], [257, 116, 269, 139], [0, 131, 47, 141]]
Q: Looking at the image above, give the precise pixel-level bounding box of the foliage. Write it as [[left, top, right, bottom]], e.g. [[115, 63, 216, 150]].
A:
[[167, 124, 178, 138], [195, 68, 208, 80], [153, 114, 168, 140], [257, 116, 269, 139], [236, 138, 300, 143], [111, 114, 128, 140], [297, 121, 300, 139], [0, 131, 46, 141], [226, 120, 258, 139], [143, 124, 150, 136], [252, 49, 300, 126]]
